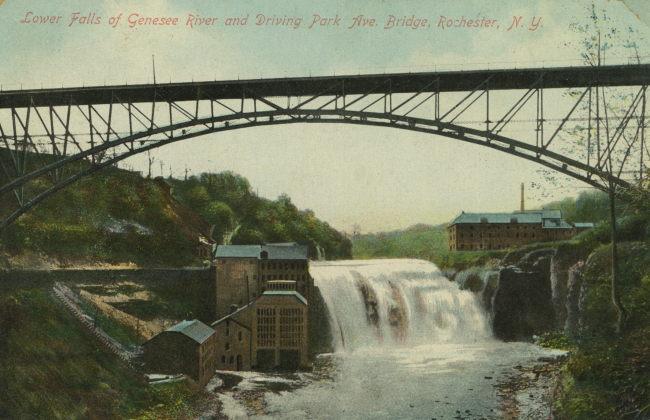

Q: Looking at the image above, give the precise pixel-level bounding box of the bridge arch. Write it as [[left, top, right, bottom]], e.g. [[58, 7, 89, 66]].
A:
[[1, 66, 648, 231]]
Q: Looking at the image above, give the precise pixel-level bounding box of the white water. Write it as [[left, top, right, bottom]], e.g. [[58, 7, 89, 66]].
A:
[[216, 259, 565, 419], [311, 259, 492, 349]]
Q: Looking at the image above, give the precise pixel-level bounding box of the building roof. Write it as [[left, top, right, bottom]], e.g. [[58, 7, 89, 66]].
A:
[[448, 210, 571, 229], [261, 243, 308, 260], [211, 290, 308, 327], [542, 219, 573, 229], [260, 290, 308, 306], [215, 245, 261, 258], [211, 301, 256, 328], [574, 222, 595, 228], [166, 320, 215, 344], [215, 242, 308, 260]]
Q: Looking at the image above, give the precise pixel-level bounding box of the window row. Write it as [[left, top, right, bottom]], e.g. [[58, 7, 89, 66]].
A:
[[279, 339, 302, 348], [279, 325, 303, 333], [261, 262, 307, 270], [262, 274, 307, 281], [220, 355, 240, 364], [280, 308, 303, 317], [224, 329, 244, 341]]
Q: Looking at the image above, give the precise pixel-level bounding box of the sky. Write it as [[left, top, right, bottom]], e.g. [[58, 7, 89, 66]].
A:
[[1, 0, 649, 234]]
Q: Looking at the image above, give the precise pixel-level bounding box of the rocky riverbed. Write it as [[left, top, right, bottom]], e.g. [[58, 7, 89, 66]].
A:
[[205, 346, 567, 420]]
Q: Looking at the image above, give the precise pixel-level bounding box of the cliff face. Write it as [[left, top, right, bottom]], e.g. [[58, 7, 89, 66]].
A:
[[492, 252, 555, 341], [472, 246, 593, 341]]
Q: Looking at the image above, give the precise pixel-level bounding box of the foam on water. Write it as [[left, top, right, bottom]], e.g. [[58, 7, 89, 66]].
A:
[[311, 259, 492, 351]]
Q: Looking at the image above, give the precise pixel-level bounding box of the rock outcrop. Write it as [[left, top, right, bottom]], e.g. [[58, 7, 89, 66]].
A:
[[492, 251, 555, 341], [564, 261, 585, 335], [550, 248, 588, 330]]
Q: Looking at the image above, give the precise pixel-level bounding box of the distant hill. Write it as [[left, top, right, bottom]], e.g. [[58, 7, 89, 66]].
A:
[[0, 148, 351, 267], [352, 224, 447, 260]]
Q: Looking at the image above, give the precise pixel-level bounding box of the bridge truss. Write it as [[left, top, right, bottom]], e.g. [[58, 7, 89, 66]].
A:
[[1, 64, 649, 231]]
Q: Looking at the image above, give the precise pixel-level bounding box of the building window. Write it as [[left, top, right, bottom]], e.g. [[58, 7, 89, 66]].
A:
[[239, 331, 243, 341], [229, 356, 234, 364], [291, 263, 295, 269], [221, 355, 226, 363], [225, 343, 230, 350], [226, 328, 230, 336], [257, 307, 277, 347]]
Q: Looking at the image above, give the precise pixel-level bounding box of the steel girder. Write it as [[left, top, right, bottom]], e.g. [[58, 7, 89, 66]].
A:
[[1, 65, 649, 231]]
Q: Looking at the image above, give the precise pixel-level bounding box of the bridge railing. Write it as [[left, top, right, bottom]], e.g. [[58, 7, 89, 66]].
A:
[[2, 56, 649, 93]]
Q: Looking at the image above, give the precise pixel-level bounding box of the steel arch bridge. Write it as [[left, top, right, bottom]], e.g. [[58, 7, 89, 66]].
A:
[[1, 64, 649, 231]]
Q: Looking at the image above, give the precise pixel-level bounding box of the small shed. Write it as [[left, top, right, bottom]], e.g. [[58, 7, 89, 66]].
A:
[[143, 320, 216, 386]]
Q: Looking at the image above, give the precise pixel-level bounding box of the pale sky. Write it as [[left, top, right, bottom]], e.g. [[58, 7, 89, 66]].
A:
[[1, 0, 648, 233]]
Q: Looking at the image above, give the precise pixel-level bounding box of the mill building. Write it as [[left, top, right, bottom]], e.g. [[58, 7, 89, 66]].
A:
[[447, 210, 593, 251]]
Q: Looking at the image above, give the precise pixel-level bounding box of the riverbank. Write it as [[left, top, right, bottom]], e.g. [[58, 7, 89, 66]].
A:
[[496, 355, 568, 420]]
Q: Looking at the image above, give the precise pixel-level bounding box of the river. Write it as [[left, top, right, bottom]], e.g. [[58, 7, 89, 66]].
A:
[[213, 259, 565, 420]]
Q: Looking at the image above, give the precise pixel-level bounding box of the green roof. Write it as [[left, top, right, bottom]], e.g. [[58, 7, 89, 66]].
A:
[[166, 320, 214, 344], [215, 245, 261, 258], [449, 210, 571, 229], [215, 242, 308, 260], [574, 222, 595, 228], [260, 290, 308, 306], [262, 243, 308, 260]]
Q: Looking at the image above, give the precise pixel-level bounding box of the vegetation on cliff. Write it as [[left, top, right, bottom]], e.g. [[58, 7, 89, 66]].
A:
[[166, 172, 352, 260], [0, 148, 351, 266]]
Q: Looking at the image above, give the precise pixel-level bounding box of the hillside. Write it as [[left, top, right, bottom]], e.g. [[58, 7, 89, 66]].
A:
[[166, 172, 352, 260], [0, 287, 214, 419], [0, 148, 352, 268]]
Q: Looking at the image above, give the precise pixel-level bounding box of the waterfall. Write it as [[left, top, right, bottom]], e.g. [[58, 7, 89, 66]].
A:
[[311, 259, 492, 351]]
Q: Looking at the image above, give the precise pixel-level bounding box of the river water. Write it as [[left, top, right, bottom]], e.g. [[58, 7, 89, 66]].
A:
[[216, 259, 564, 419]]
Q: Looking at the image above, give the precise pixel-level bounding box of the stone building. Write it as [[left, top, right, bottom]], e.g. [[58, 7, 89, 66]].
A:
[[212, 289, 309, 371], [447, 211, 590, 251], [143, 320, 216, 386], [214, 245, 261, 320], [214, 242, 312, 320]]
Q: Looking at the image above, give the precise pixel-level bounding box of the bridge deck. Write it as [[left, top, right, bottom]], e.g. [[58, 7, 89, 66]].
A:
[[1, 64, 649, 109]]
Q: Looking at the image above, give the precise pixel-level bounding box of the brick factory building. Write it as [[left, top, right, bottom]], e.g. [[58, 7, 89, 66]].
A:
[[447, 211, 592, 251]]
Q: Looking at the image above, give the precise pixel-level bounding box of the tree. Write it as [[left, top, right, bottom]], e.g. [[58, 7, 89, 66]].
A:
[[567, 5, 649, 333], [205, 201, 235, 244]]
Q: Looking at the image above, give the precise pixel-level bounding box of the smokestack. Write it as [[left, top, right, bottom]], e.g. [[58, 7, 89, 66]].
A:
[[520, 183, 525, 212]]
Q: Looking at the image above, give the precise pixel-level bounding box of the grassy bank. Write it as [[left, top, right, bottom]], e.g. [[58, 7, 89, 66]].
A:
[[352, 224, 509, 271], [547, 242, 650, 419], [0, 287, 213, 419]]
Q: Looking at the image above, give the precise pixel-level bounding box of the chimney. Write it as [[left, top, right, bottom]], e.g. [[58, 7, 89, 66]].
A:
[[520, 183, 525, 212]]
